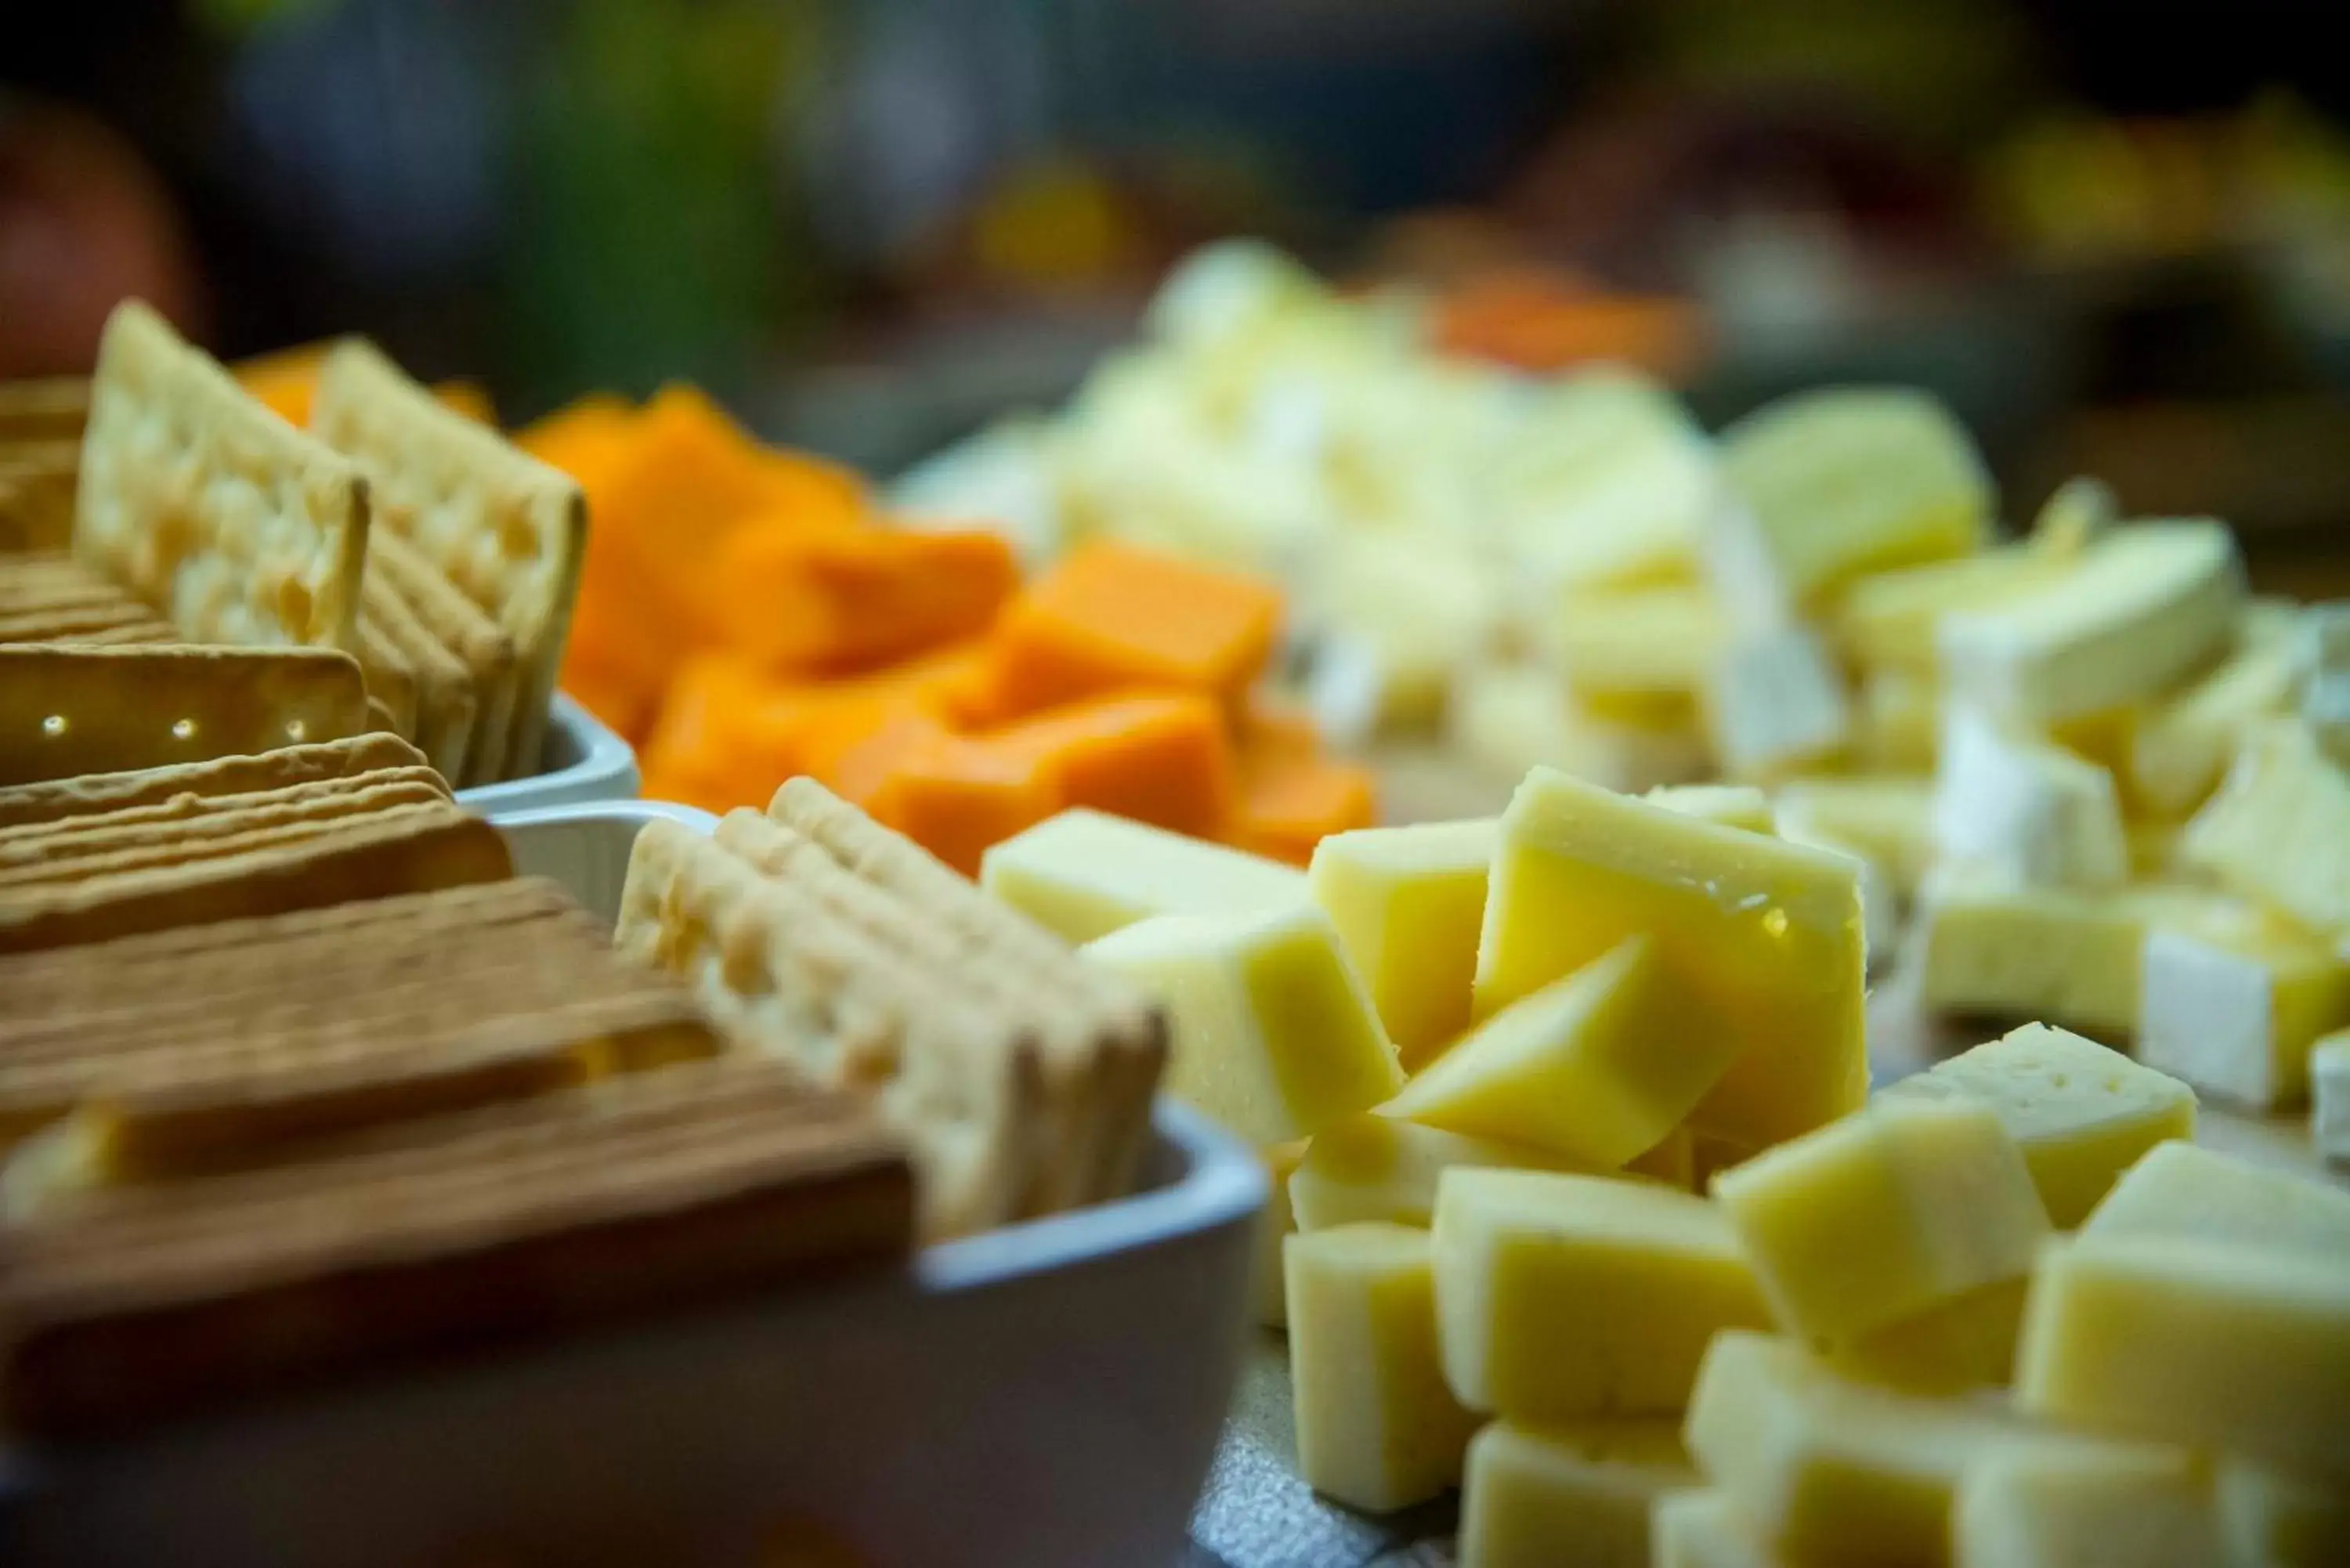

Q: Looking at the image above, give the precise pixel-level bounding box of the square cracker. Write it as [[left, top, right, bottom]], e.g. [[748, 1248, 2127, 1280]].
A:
[[616, 817, 1040, 1241], [312, 339, 584, 780], [365, 529, 515, 785], [0, 377, 90, 444], [74, 302, 369, 654], [0, 644, 371, 786]]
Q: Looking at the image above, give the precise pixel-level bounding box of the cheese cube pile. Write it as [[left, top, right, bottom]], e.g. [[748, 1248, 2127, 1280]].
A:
[[1033, 752, 2346, 1562]]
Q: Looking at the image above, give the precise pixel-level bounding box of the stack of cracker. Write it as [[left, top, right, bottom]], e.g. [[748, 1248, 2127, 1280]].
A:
[[0, 881, 912, 1436], [0, 554, 176, 649], [69, 302, 585, 786], [0, 730, 508, 955], [617, 777, 1168, 1240]]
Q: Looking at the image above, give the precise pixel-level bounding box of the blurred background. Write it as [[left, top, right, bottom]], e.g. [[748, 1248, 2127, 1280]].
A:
[[14, 0, 2350, 589]]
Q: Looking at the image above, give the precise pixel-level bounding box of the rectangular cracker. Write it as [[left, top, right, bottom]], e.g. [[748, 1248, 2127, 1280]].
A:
[[0, 1056, 910, 1437], [359, 570, 477, 779], [0, 766, 450, 873], [311, 339, 584, 781], [0, 599, 175, 645], [0, 643, 372, 786], [0, 443, 77, 555], [0, 800, 512, 955], [616, 818, 1039, 1241], [367, 530, 512, 784], [0, 377, 89, 444], [0, 732, 429, 830], [74, 300, 369, 653], [766, 778, 1167, 1208], [351, 616, 419, 740]]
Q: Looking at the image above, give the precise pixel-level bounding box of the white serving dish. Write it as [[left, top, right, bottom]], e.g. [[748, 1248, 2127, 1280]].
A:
[[453, 692, 639, 815], [0, 800, 1266, 1568]]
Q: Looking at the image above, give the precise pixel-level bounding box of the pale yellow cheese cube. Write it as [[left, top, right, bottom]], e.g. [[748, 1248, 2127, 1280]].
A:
[[1253, 1139, 1307, 1328], [2184, 720, 2350, 935], [1712, 1097, 2050, 1346], [1878, 1022, 2197, 1227], [2016, 1234, 2350, 1475], [980, 808, 1307, 945], [2083, 1138, 2350, 1253], [1934, 705, 2129, 891], [1685, 1330, 2071, 1568], [1285, 1223, 1483, 1512], [1457, 1418, 1697, 1568], [1473, 767, 1867, 1147], [2217, 1456, 2350, 1568], [1826, 1276, 2030, 1394], [1450, 663, 1711, 796], [1288, 1114, 1585, 1231], [1307, 818, 1495, 1071], [1853, 670, 1940, 772], [1713, 387, 1991, 615], [1550, 585, 1723, 729], [1083, 905, 1401, 1145], [1914, 872, 2229, 1038], [2316, 1033, 2350, 1165], [2138, 918, 2350, 1110], [1647, 783, 1777, 834], [1386, 938, 1734, 1168], [1938, 519, 2244, 728], [2124, 599, 2301, 817], [1652, 1490, 1791, 1568], [1702, 626, 1852, 782], [1953, 1441, 2221, 1568], [1834, 545, 2075, 674], [1431, 1169, 1771, 1420], [1772, 774, 1937, 896]]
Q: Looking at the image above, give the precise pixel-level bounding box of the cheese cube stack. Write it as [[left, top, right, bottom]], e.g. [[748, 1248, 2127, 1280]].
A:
[[1878, 1022, 2196, 1227], [1083, 903, 1401, 1145], [1474, 766, 1867, 1147], [1712, 1097, 2051, 1345], [1285, 1223, 1482, 1512]]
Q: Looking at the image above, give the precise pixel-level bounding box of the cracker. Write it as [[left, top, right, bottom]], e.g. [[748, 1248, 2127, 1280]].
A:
[[0, 732, 428, 831], [366, 529, 513, 783], [0, 599, 174, 645], [360, 569, 478, 779], [0, 801, 511, 956], [767, 778, 1166, 1206], [0, 765, 449, 869], [312, 339, 584, 779], [74, 301, 369, 653], [0, 377, 90, 444], [617, 818, 1039, 1241], [0, 643, 371, 786], [0, 1056, 909, 1437], [351, 614, 420, 740], [0, 443, 77, 555]]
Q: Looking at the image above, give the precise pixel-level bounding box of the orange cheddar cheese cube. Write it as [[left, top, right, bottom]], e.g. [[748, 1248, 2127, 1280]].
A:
[[710, 526, 1018, 674], [991, 541, 1282, 715], [1229, 750, 1379, 865], [868, 732, 1061, 877], [985, 693, 1235, 838]]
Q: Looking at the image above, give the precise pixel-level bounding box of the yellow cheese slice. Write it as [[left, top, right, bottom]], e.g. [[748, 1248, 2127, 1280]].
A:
[[1285, 1223, 1483, 1513], [1953, 1441, 2222, 1568], [1388, 938, 1735, 1168], [1083, 904, 1401, 1145], [1307, 818, 1495, 1071], [1431, 1169, 1770, 1421], [1652, 1490, 1791, 1568], [1473, 767, 1866, 1147], [1712, 1097, 2050, 1346], [1937, 519, 2243, 728], [2183, 719, 2350, 935], [1458, 1418, 1697, 1568], [1288, 1113, 1587, 1231], [1878, 1022, 2196, 1227], [1714, 387, 1992, 615], [2016, 1234, 2350, 1475], [979, 808, 1307, 945], [2081, 1139, 2350, 1254]]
